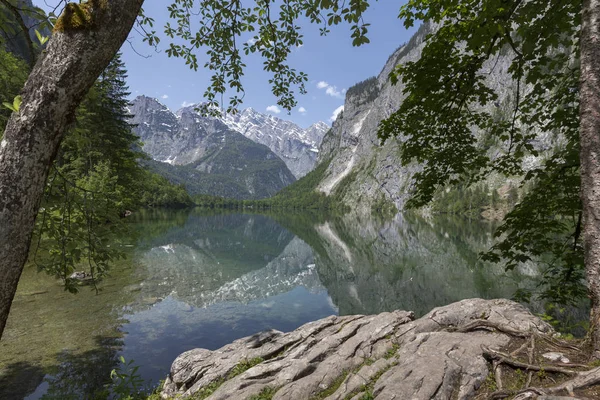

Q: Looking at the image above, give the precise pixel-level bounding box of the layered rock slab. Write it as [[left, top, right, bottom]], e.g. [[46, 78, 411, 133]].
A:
[[161, 299, 552, 399]]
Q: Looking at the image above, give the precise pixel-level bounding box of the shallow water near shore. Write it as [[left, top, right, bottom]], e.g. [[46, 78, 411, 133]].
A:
[[0, 209, 524, 399]]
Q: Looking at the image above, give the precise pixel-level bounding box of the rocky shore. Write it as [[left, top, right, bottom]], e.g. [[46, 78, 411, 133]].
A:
[[160, 299, 600, 399]]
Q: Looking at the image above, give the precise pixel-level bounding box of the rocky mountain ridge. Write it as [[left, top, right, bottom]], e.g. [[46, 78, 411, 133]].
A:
[[131, 96, 328, 178], [219, 108, 329, 178], [130, 96, 296, 199]]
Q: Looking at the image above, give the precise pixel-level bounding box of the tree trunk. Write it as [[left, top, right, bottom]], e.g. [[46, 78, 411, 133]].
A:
[[0, 0, 143, 339], [580, 0, 600, 358]]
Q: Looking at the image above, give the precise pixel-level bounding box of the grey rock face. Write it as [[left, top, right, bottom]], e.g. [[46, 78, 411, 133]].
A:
[[315, 22, 561, 215], [314, 25, 434, 214], [131, 98, 328, 179], [220, 108, 329, 178], [161, 298, 551, 399], [129, 96, 296, 199]]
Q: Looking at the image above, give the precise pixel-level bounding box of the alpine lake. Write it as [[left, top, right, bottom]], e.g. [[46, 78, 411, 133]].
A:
[[0, 209, 546, 399]]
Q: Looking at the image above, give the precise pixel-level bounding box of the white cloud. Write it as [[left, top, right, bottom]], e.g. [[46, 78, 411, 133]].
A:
[[266, 105, 281, 114], [161, 94, 169, 99], [325, 86, 344, 98], [247, 38, 257, 46], [329, 105, 344, 122], [317, 81, 345, 98], [298, 106, 307, 114], [181, 101, 194, 107]]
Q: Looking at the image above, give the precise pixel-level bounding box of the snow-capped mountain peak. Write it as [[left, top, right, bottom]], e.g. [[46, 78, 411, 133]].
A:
[[218, 108, 329, 178]]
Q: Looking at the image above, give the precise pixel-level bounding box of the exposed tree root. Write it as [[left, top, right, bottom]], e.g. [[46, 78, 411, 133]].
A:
[[489, 386, 545, 399], [538, 334, 582, 353], [482, 332, 600, 399], [454, 320, 532, 337], [510, 340, 530, 357], [546, 366, 600, 394], [525, 335, 535, 388], [483, 346, 579, 376], [493, 360, 503, 390]]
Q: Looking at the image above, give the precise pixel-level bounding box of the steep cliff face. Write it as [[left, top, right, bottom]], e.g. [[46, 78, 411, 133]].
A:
[[314, 25, 431, 214], [315, 23, 552, 214], [130, 96, 296, 199], [220, 108, 328, 178]]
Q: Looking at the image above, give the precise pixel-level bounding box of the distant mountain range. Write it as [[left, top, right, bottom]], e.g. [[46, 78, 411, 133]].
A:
[[129, 96, 328, 199], [220, 108, 329, 178], [130, 96, 296, 199]]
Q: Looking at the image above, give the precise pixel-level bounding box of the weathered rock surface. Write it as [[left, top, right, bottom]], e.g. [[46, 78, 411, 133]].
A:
[[161, 298, 552, 399]]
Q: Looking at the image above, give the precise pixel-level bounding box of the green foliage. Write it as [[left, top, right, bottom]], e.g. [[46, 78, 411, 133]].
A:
[[310, 370, 349, 400], [0, 45, 28, 132], [383, 343, 399, 359], [0, 0, 53, 65], [538, 302, 588, 337], [432, 183, 493, 217], [34, 162, 129, 293], [265, 157, 334, 209], [31, 54, 192, 290], [138, 170, 193, 208], [35, 29, 49, 45], [140, 0, 373, 114], [108, 356, 145, 400], [191, 157, 343, 211], [378, 0, 583, 306], [481, 151, 584, 305], [484, 372, 497, 392], [2, 94, 21, 113], [228, 357, 264, 378]]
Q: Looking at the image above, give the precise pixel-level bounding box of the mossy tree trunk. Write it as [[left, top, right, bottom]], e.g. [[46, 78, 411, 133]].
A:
[[0, 0, 143, 339], [580, 0, 600, 358]]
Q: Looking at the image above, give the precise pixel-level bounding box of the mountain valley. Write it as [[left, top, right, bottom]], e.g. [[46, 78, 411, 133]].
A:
[[130, 96, 329, 199]]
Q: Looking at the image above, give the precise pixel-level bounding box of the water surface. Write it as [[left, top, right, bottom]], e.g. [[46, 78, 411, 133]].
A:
[[0, 209, 521, 399]]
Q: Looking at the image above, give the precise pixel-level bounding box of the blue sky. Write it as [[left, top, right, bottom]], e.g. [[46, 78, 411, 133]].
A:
[[36, 1, 417, 128]]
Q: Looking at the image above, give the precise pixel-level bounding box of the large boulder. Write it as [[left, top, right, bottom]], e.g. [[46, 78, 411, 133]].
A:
[[161, 299, 552, 399]]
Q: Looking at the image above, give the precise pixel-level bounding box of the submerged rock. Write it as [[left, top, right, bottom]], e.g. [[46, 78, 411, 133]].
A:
[[161, 298, 552, 399], [68, 271, 93, 284]]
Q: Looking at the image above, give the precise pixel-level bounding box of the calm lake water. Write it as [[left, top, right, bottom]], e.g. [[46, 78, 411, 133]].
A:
[[0, 209, 526, 399]]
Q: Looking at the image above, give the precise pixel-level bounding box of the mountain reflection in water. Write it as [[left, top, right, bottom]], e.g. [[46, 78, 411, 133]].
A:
[[1, 209, 520, 399]]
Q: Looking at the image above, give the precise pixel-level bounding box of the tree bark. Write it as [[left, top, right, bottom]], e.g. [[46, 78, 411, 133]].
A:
[[580, 0, 600, 358], [0, 0, 143, 339]]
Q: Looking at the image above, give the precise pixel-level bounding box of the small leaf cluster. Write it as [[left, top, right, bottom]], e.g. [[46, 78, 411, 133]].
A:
[[108, 356, 146, 400], [0, 46, 28, 130]]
